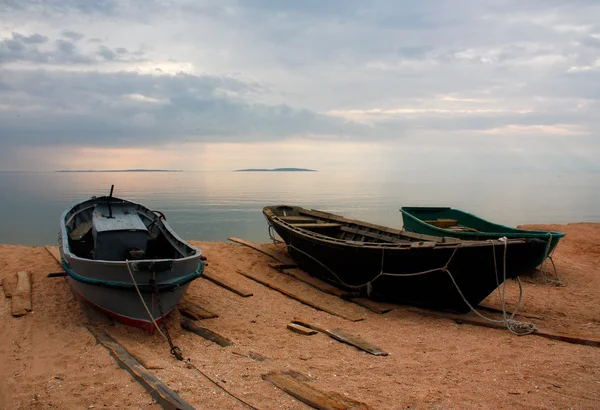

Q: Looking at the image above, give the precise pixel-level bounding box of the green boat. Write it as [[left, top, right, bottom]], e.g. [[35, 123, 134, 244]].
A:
[[400, 207, 564, 267]]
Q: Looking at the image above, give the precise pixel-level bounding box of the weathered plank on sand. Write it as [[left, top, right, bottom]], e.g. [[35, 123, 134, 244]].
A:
[[11, 271, 32, 316], [181, 319, 233, 347], [268, 262, 298, 271], [178, 298, 218, 320], [410, 308, 600, 348], [478, 303, 544, 321], [281, 268, 352, 299], [292, 318, 388, 356], [44, 245, 62, 266], [263, 371, 370, 410], [86, 325, 194, 410], [227, 237, 296, 266], [237, 269, 363, 322], [202, 270, 253, 298], [349, 298, 398, 314], [1, 277, 15, 298], [287, 322, 318, 336]]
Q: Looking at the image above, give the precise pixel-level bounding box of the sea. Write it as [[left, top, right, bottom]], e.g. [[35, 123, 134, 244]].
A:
[[0, 170, 598, 246]]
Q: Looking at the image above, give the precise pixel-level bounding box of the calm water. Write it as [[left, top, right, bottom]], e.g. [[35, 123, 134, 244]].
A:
[[0, 170, 599, 246]]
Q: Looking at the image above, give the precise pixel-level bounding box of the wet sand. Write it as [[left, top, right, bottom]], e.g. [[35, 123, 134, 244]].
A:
[[1, 223, 599, 409]]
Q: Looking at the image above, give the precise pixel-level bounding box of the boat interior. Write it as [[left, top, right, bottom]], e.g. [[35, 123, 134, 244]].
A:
[[65, 199, 195, 261], [265, 205, 462, 246]]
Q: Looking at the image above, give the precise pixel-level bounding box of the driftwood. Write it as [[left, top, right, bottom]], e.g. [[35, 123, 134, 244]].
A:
[[11, 271, 32, 316], [227, 237, 296, 266], [86, 325, 194, 410], [263, 371, 370, 410], [202, 270, 253, 298], [238, 269, 363, 322], [292, 318, 388, 356], [181, 319, 233, 347], [410, 308, 600, 348]]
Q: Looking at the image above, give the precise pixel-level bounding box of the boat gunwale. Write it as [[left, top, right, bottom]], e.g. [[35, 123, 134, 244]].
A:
[[263, 206, 529, 250], [60, 196, 202, 267]]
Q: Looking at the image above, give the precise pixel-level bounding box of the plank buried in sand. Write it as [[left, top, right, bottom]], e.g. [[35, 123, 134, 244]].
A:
[[237, 269, 364, 322], [478, 303, 544, 321], [227, 237, 296, 266], [11, 271, 32, 316], [86, 325, 195, 410], [292, 318, 388, 356], [181, 319, 233, 347], [44, 245, 62, 266], [410, 308, 600, 348], [280, 268, 353, 299], [178, 298, 218, 320], [202, 270, 253, 298], [349, 298, 399, 314], [262, 371, 370, 410]]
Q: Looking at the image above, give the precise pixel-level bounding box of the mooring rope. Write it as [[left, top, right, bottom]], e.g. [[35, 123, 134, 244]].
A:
[[268, 220, 536, 335], [126, 260, 258, 409], [538, 232, 563, 286]]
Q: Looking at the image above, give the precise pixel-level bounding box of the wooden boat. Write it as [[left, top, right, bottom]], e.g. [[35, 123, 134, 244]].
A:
[[263, 205, 547, 313], [400, 207, 564, 267], [59, 191, 204, 332]]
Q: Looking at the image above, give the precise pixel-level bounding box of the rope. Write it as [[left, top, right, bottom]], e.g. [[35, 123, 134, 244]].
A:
[[126, 261, 257, 408], [125, 260, 172, 344], [269, 220, 535, 335], [538, 232, 563, 286]]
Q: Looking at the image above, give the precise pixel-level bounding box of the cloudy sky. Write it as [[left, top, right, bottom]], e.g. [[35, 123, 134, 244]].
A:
[[1, 0, 599, 171]]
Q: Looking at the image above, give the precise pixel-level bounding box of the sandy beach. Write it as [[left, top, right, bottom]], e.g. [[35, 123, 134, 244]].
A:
[[1, 222, 599, 409]]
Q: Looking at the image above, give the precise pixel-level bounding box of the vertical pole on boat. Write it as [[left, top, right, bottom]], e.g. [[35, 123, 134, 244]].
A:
[[108, 185, 114, 218]]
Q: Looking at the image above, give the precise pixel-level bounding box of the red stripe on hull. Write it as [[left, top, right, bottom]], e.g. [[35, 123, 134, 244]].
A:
[[75, 292, 166, 333]]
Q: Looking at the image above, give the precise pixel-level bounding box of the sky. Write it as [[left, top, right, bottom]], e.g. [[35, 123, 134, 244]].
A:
[[1, 0, 599, 171]]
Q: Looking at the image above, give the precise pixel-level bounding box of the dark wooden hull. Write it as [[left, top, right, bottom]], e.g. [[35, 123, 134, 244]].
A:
[[264, 206, 546, 313]]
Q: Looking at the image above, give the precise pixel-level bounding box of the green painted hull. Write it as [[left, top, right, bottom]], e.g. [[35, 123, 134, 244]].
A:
[[400, 207, 564, 267]]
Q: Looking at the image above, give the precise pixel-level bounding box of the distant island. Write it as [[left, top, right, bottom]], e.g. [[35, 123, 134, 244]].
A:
[[56, 169, 183, 173], [234, 168, 317, 172]]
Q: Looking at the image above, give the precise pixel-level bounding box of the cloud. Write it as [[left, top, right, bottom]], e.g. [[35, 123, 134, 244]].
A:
[[0, 0, 598, 171]]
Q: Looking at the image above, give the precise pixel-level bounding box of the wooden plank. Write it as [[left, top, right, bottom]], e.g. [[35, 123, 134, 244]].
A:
[[409, 309, 600, 348], [11, 271, 32, 316], [350, 298, 398, 314], [86, 325, 194, 410], [202, 270, 253, 298], [287, 323, 318, 336], [178, 299, 218, 320], [281, 268, 352, 299], [325, 329, 388, 356], [262, 371, 369, 410], [292, 319, 388, 356], [44, 245, 62, 266], [291, 223, 342, 229], [340, 225, 405, 243], [478, 303, 544, 321], [268, 262, 298, 271], [227, 237, 296, 266], [181, 319, 233, 347], [1, 278, 15, 298], [237, 270, 363, 322], [47, 272, 67, 278], [279, 216, 316, 223]]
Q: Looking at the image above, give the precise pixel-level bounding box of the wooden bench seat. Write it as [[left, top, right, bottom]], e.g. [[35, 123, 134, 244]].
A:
[[291, 223, 342, 229]]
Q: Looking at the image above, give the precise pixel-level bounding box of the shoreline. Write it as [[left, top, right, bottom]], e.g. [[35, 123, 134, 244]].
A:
[[1, 222, 599, 409]]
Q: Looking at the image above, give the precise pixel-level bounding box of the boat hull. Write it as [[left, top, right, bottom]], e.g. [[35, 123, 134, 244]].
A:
[[59, 195, 204, 331], [401, 207, 564, 267], [267, 208, 546, 313]]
